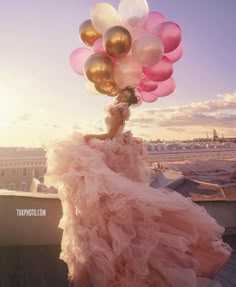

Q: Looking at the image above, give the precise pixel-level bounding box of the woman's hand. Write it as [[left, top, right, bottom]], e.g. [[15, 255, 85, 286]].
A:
[[84, 134, 94, 142]]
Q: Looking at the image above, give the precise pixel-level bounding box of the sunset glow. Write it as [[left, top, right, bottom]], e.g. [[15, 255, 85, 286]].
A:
[[0, 0, 235, 146]]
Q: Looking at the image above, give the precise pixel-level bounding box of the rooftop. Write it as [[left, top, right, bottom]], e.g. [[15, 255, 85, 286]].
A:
[[0, 147, 46, 158], [0, 171, 235, 286], [0, 235, 235, 287]]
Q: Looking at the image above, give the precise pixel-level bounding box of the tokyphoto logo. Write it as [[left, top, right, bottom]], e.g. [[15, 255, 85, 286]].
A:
[[16, 209, 47, 217]]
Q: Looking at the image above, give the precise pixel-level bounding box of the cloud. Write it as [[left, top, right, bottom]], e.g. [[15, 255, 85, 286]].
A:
[[72, 124, 81, 130], [18, 113, 31, 121], [93, 125, 105, 132], [43, 123, 61, 128], [136, 92, 236, 117], [129, 92, 236, 130], [158, 113, 236, 128], [166, 127, 187, 132], [52, 124, 61, 129]]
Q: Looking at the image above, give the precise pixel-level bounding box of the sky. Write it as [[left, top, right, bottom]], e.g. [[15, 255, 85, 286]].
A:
[[0, 0, 235, 146]]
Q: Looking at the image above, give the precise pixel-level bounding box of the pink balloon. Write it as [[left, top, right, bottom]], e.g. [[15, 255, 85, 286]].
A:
[[143, 56, 173, 82], [155, 77, 176, 97], [164, 42, 184, 63], [143, 12, 166, 33], [136, 87, 159, 103], [139, 76, 158, 92], [154, 21, 182, 53], [93, 37, 104, 53], [70, 48, 93, 75]]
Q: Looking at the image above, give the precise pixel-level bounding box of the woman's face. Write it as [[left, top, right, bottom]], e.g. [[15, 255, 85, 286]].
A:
[[116, 90, 131, 103]]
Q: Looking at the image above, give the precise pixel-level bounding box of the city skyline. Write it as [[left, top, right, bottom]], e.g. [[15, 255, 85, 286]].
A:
[[0, 0, 235, 146]]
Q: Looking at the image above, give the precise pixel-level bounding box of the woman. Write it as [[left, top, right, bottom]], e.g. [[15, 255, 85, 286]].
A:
[[50, 87, 232, 287]]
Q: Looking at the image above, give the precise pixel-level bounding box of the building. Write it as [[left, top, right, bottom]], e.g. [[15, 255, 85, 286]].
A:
[[0, 147, 47, 192], [145, 140, 236, 163], [213, 128, 219, 141]]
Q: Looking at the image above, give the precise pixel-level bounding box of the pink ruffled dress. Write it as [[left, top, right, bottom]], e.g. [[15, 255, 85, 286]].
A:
[[50, 102, 232, 287]]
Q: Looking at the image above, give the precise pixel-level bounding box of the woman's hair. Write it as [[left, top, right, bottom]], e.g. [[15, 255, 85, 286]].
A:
[[122, 87, 139, 106]]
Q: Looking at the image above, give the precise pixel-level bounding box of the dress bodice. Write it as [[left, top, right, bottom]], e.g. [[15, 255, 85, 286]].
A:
[[105, 102, 130, 137], [105, 117, 124, 136]]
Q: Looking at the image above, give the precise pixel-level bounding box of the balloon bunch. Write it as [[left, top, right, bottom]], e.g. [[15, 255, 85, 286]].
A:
[[70, 0, 183, 103]]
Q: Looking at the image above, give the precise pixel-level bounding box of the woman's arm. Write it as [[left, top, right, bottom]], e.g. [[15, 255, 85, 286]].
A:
[[85, 109, 123, 141]]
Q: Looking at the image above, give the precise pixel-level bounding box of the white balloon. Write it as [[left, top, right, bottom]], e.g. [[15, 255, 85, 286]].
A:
[[91, 2, 120, 34], [113, 55, 142, 89], [130, 27, 147, 41], [118, 0, 149, 30], [132, 33, 164, 66]]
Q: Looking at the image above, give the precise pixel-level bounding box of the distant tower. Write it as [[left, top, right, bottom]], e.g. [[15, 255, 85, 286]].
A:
[[213, 128, 219, 141], [206, 132, 209, 141]]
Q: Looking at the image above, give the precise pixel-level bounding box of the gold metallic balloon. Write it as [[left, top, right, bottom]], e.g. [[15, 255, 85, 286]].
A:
[[84, 53, 113, 84], [103, 25, 132, 58], [95, 81, 120, 97], [79, 20, 101, 46]]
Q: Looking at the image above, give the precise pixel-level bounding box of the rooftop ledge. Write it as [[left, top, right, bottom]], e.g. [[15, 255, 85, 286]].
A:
[[0, 190, 59, 199], [0, 187, 235, 246], [0, 186, 235, 202]]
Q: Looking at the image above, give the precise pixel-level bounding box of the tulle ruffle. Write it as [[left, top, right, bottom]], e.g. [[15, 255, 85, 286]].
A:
[[89, 130, 154, 184], [50, 133, 232, 287], [105, 102, 130, 121]]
